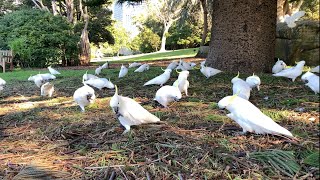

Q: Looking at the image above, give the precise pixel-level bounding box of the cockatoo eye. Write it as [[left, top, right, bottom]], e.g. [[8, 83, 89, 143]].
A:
[[305, 79, 309, 83]]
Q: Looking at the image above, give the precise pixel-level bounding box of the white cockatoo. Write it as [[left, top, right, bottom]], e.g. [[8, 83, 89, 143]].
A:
[[73, 84, 96, 112], [28, 74, 46, 88], [84, 78, 115, 90], [109, 85, 160, 134], [118, 64, 128, 78], [231, 73, 251, 100], [40, 82, 54, 97], [0, 77, 6, 92], [246, 73, 261, 91], [83, 71, 99, 81], [200, 60, 206, 67], [166, 61, 179, 70], [301, 71, 319, 94], [134, 64, 150, 72], [28, 73, 56, 82], [310, 65, 319, 73], [144, 69, 172, 86], [129, 62, 142, 68], [154, 85, 182, 108], [101, 61, 109, 69], [284, 11, 305, 28], [200, 64, 222, 78], [272, 59, 287, 74], [172, 70, 190, 96], [48, 66, 61, 75], [95, 66, 103, 75], [218, 94, 293, 137], [176, 59, 194, 71], [273, 60, 305, 82]]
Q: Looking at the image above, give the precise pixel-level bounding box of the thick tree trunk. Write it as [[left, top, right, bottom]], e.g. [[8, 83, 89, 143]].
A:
[[206, 0, 277, 73], [200, 0, 208, 46], [160, 21, 172, 52], [79, 6, 91, 65]]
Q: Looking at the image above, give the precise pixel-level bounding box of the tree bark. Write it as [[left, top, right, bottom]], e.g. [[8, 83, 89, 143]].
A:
[[51, 0, 58, 15], [206, 0, 277, 73], [200, 0, 208, 46], [160, 20, 173, 52], [79, 6, 91, 65], [65, 0, 74, 23]]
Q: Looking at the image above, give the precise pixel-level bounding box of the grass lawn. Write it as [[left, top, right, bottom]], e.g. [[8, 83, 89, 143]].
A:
[[94, 48, 199, 63], [0, 63, 319, 179]]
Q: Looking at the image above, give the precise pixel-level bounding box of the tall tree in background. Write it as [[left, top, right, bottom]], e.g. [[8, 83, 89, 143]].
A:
[[148, 0, 187, 51], [199, 0, 208, 46]]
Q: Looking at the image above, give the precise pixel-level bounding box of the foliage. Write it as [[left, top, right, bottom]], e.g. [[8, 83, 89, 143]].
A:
[[301, 0, 319, 20], [303, 151, 319, 168], [0, 9, 79, 67], [132, 27, 161, 53], [166, 21, 202, 50]]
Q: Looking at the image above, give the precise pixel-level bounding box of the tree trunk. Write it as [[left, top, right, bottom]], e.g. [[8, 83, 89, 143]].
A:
[[206, 0, 277, 73], [65, 0, 74, 23], [79, 6, 91, 66], [51, 0, 58, 15], [160, 21, 172, 52], [200, 0, 208, 46]]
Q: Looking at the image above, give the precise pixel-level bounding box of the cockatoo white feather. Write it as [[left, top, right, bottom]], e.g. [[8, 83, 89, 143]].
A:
[[200, 64, 222, 78], [301, 71, 319, 94], [73, 84, 96, 112], [0, 77, 6, 92], [144, 69, 172, 86], [310, 65, 319, 73], [231, 73, 251, 100], [166, 61, 179, 70], [272, 59, 287, 74], [273, 60, 305, 82], [41, 82, 54, 97], [154, 85, 182, 107], [101, 62, 109, 69], [83, 71, 99, 81], [84, 78, 115, 90], [172, 70, 190, 96], [134, 64, 150, 72], [95, 66, 103, 75], [218, 95, 293, 137], [246, 73, 261, 91], [284, 11, 305, 28], [119, 64, 128, 78], [129, 62, 142, 68], [48, 66, 61, 75], [110, 85, 160, 134]]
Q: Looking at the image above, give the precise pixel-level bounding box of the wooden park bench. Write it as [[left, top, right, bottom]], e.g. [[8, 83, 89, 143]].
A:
[[0, 50, 14, 73]]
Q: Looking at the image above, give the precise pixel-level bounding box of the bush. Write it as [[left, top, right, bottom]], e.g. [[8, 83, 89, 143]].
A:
[[132, 27, 161, 53], [0, 9, 79, 68]]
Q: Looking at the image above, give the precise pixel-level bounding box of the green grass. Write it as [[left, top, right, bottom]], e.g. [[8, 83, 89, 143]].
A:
[[96, 48, 199, 64], [0, 63, 319, 179]]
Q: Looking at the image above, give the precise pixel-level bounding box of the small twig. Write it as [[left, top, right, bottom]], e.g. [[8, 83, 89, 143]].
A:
[[119, 167, 128, 180], [109, 171, 116, 180]]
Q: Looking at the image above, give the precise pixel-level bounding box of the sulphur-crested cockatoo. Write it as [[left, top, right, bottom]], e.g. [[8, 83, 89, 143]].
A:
[[41, 82, 54, 97], [144, 69, 172, 86], [246, 73, 261, 91], [83, 71, 99, 81], [101, 61, 109, 69], [172, 70, 190, 96], [231, 73, 251, 100], [273, 60, 305, 82], [84, 78, 114, 90], [73, 83, 96, 112], [0, 77, 6, 92], [284, 11, 305, 28], [272, 59, 287, 74], [134, 64, 149, 72], [218, 94, 293, 137], [29, 73, 56, 82], [301, 71, 319, 94], [110, 85, 160, 134], [154, 85, 182, 108], [166, 61, 179, 70], [176, 59, 194, 71], [129, 62, 142, 68], [200, 64, 222, 78], [48, 66, 61, 75], [28, 74, 46, 88], [95, 66, 103, 75], [119, 64, 128, 78], [310, 65, 319, 73]]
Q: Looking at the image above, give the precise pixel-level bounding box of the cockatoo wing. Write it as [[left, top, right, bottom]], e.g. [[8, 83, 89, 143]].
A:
[[232, 81, 251, 100], [48, 67, 61, 75], [119, 67, 128, 78], [144, 74, 169, 86], [0, 77, 6, 86], [119, 96, 160, 124], [290, 11, 305, 21], [311, 66, 319, 73]]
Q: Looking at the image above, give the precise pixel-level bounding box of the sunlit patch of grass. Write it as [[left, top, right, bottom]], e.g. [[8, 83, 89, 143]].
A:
[[261, 109, 291, 122], [205, 114, 228, 122], [209, 102, 219, 109]]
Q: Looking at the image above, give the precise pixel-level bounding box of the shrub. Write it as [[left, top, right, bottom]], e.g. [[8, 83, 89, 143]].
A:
[[0, 9, 79, 68]]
